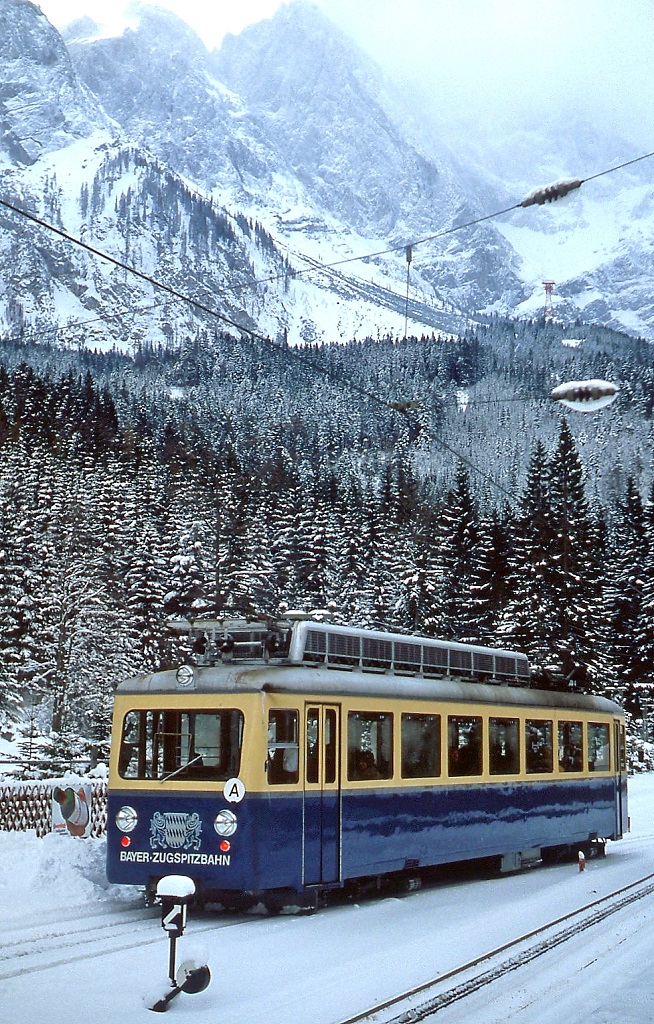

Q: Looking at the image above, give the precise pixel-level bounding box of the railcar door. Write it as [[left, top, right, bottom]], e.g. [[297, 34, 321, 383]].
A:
[[303, 704, 341, 886], [614, 720, 627, 838]]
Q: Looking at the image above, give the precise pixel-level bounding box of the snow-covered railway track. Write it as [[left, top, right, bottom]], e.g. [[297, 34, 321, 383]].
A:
[[0, 905, 241, 980], [340, 871, 654, 1024]]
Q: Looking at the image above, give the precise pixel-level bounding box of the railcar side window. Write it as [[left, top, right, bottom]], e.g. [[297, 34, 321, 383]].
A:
[[267, 710, 299, 785], [401, 714, 441, 778], [448, 716, 482, 777], [558, 721, 583, 772], [525, 719, 553, 774], [489, 717, 520, 775], [588, 723, 611, 772], [348, 712, 393, 780], [118, 709, 243, 780]]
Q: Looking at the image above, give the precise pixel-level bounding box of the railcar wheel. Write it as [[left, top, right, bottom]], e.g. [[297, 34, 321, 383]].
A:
[[396, 875, 422, 895], [262, 888, 311, 915], [344, 878, 377, 902], [541, 845, 574, 865]]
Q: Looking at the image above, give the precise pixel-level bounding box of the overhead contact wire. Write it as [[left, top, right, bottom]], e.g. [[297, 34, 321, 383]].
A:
[[3, 147, 651, 497]]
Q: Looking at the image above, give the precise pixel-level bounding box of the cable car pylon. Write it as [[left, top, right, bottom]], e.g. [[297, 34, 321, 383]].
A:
[[404, 244, 412, 338]]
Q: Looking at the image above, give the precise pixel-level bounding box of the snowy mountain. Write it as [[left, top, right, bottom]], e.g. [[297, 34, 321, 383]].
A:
[[64, 2, 528, 319], [470, 116, 654, 337], [63, 1, 654, 340], [0, 2, 432, 349], [0, 0, 652, 347]]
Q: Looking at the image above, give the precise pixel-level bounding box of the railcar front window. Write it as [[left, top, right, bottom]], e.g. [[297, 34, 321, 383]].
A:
[[401, 713, 441, 778], [118, 709, 243, 781], [588, 723, 611, 772], [489, 717, 520, 775], [526, 719, 553, 774], [558, 721, 583, 772], [348, 711, 393, 780], [448, 716, 482, 777]]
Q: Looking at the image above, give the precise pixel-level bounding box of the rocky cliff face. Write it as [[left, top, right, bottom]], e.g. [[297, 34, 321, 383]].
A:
[[0, 0, 114, 167], [67, 2, 465, 234], [0, 2, 297, 349], [64, 1, 524, 316], [0, 0, 458, 350]]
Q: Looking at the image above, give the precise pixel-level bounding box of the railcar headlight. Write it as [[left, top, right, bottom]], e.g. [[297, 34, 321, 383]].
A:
[[176, 664, 195, 688], [115, 805, 138, 833], [214, 809, 238, 837]]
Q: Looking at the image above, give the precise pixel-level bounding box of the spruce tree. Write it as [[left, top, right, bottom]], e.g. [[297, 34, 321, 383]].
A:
[[429, 466, 480, 640], [468, 506, 513, 643], [633, 488, 654, 705], [547, 418, 606, 688], [499, 440, 558, 666], [606, 477, 648, 705]]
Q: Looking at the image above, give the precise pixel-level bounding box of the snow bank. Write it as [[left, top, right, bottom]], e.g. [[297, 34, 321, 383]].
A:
[[1, 775, 654, 1024], [0, 830, 139, 921]]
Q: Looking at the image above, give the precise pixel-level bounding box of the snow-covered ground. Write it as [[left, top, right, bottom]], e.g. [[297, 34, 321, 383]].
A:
[[2, 775, 654, 1023]]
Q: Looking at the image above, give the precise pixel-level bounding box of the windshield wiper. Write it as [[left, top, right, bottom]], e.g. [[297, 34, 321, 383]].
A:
[[159, 754, 203, 783]]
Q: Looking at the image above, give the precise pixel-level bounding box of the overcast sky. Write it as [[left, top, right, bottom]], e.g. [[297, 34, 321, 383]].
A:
[[36, 0, 654, 149]]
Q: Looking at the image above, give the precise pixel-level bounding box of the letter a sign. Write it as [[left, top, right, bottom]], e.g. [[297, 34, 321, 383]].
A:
[[224, 778, 245, 803]]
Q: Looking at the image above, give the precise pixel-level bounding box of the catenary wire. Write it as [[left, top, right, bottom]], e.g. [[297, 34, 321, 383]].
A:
[[0, 193, 436, 424], [224, 148, 654, 291], [2, 148, 651, 345], [1, 148, 647, 497]]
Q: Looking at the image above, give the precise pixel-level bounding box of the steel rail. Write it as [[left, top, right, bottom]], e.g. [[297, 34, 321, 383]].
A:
[[338, 870, 654, 1024], [0, 908, 244, 980]]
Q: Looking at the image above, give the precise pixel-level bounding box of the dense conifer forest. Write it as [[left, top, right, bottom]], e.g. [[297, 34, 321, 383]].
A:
[[1, 315, 654, 767]]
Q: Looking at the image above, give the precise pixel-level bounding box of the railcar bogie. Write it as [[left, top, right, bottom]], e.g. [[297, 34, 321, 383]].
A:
[[107, 617, 627, 910]]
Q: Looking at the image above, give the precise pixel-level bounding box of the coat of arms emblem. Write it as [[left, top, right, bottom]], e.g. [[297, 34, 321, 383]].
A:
[[149, 811, 202, 850]]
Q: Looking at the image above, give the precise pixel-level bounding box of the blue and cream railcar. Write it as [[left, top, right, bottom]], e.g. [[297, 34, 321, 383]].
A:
[[106, 619, 628, 908]]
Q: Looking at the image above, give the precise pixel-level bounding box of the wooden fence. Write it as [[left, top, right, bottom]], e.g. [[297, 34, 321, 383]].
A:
[[0, 779, 108, 838]]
